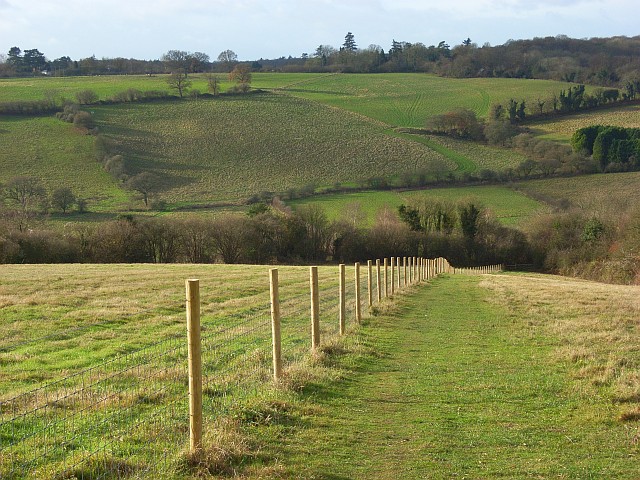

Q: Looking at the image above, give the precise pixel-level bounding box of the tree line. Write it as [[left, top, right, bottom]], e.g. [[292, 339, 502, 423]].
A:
[[3, 35, 640, 90], [0, 195, 532, 267]]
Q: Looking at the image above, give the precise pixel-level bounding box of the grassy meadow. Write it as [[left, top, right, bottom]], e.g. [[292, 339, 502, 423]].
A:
[[93, 93, 453, 205], [2, 266, 638, 477], [0, 72, 588, 213], [529, 103, 640, 142], [290, 185, 547, 226]]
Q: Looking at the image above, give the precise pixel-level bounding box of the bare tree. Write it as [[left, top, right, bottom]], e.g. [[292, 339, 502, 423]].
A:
[[217, 50, 238, 71], [166, 71, 192, 98], [228, 64, 252, 91], [3, 176, 46, 231], [206, 73, 221, 95]]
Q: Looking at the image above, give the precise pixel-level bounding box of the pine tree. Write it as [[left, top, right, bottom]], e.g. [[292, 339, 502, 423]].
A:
[[343, 32, 357, 52]]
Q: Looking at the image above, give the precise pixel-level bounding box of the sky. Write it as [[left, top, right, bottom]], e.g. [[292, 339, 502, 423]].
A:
[[0, 0, 637, 61]]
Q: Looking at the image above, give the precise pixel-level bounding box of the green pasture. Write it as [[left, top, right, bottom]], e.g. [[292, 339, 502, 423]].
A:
[[528, 103, 640, 142], [290, 185, 546, 226], [520, 171, 640, 210], [93, 93, 452, 205], [2, 265, 638, 478], [275, 73, 580, 128], [0, 115, 131, 210]]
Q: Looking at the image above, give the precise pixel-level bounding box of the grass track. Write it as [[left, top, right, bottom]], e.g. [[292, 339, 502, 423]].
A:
[[259, 275, 639, 478]]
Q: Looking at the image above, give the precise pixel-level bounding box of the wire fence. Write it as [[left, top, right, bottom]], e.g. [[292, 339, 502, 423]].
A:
[[0, 257, 477, 479]]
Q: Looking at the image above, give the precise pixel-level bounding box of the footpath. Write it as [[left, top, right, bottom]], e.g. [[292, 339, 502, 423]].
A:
[[271, 274, 621, 479]]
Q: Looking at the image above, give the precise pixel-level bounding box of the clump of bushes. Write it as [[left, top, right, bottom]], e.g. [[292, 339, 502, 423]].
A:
[[56, 103, 96, 133]]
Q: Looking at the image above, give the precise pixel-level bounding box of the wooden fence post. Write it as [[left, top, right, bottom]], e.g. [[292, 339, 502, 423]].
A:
[[383, 258, 388, 299], [397, 257, 401, 290], [310, 266, 320, 349], [411, 257, 415, 283], [390, 257, 395, 296], [186, 279, 203, 454], [367, 260, 373, 308], [339, 263, 346, 335], [404, 257, 408, 287], [355, 262, 361, 323], [376, 259, 382, 303], [269, 269, 282, 381]]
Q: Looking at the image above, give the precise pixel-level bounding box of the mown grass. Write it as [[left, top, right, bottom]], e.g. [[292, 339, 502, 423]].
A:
[[93, 93, 452, 204], [290, 185, 546, 226]]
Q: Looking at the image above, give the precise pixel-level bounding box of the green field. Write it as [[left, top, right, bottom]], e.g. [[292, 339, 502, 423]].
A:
[[0, 73, 578, 212], [528, 103, 640, 142], [520, 171, 640, 210], [0, 72, 629, 218], [290, 185, 547, 226], [93, 93, 453, 205], [0, 115, 131, 210], [2, 265, 638, 478], [273, 74, 582, 128]]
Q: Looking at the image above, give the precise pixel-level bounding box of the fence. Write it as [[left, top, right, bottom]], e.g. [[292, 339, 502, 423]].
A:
[[0, 257, 499, 478], [453, 264, 504, 275]]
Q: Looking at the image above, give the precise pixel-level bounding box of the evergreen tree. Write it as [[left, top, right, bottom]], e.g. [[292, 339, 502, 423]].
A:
[[343, 32, 357, 52]]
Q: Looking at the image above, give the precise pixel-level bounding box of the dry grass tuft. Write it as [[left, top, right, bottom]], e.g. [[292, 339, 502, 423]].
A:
[[619, 408, 640, 423], [180, 418, 255, 477]]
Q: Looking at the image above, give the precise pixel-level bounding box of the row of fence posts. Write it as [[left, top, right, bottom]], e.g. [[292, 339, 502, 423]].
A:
[[184, 256, 460, 453], [453, 264, 503, 275]]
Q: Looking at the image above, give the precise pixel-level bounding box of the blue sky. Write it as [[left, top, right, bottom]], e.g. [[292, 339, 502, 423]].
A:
[[0, 0, 637, 61]]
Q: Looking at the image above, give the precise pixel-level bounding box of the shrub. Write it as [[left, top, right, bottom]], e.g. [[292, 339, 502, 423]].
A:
[[72, 111, 95, 131], [75, 89, 99, 105]]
